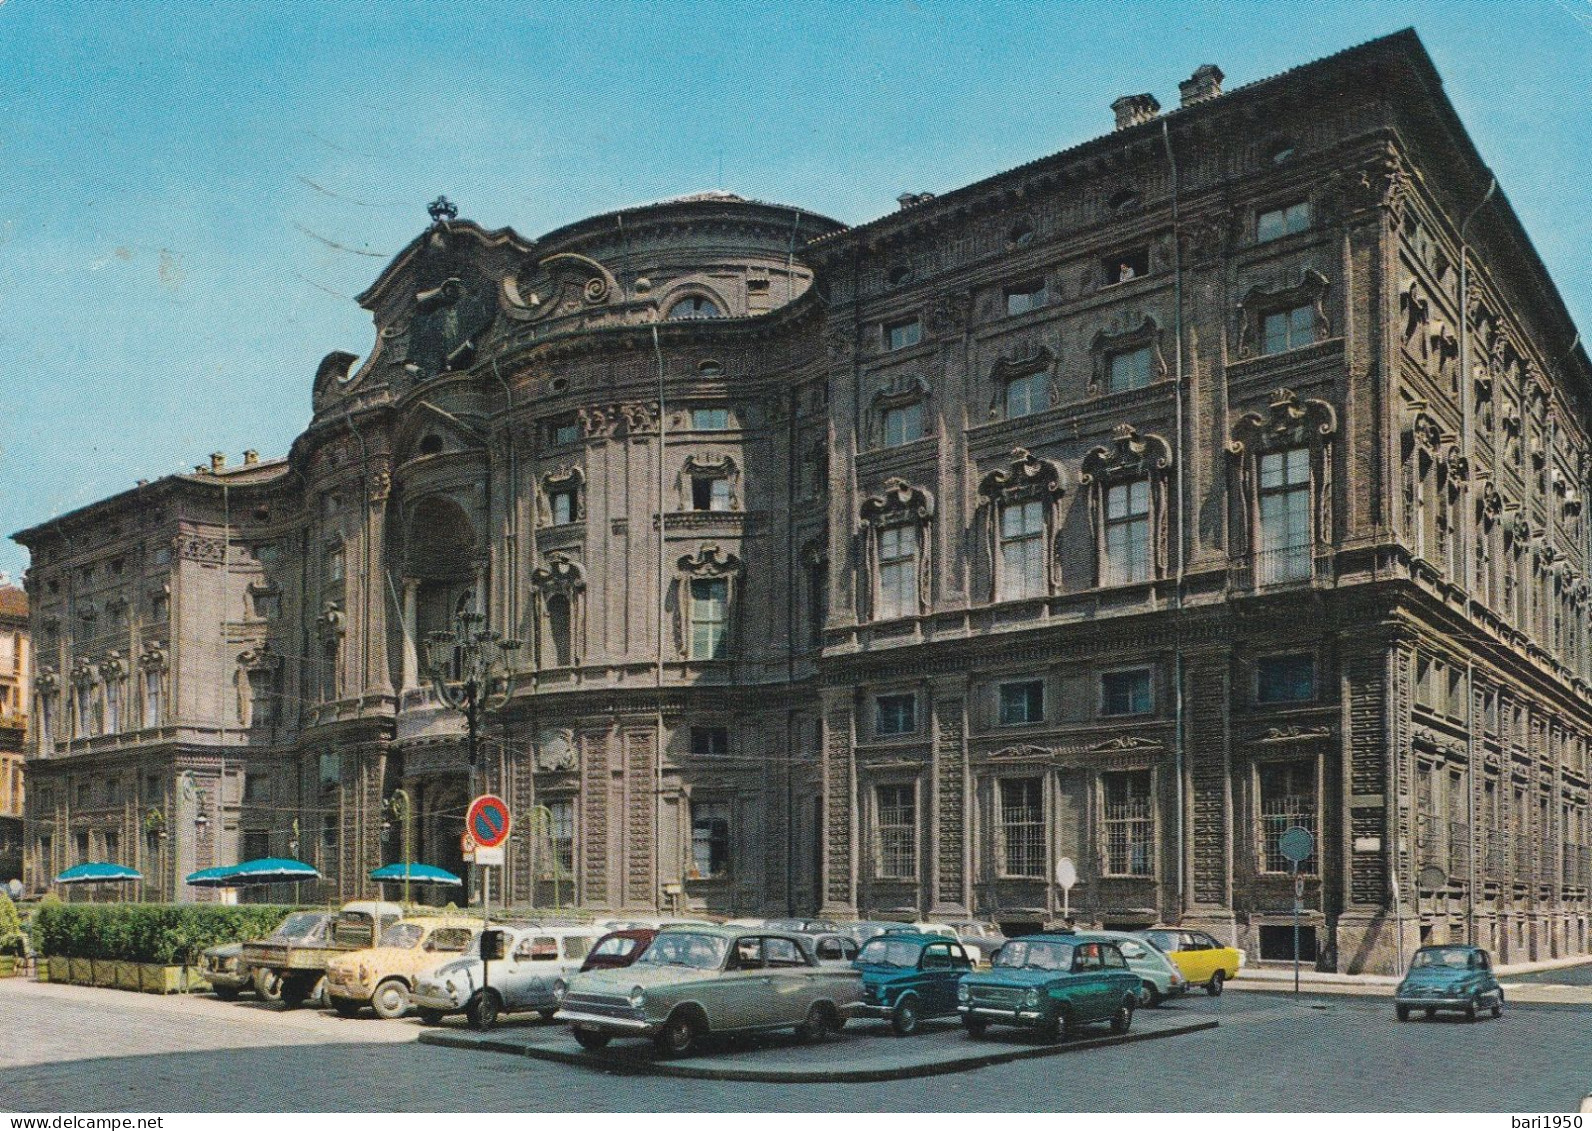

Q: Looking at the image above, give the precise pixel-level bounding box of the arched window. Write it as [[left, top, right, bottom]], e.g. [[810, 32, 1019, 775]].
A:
[[530, 555, 585, 669], [667, 295, 721, 321]]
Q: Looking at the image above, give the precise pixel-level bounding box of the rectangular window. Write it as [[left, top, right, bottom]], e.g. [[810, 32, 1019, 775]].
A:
[[1005, 280, 1047, 316], [689, 578, 729, 660], [1261, 304, 1315, 356], [1257, 654, 1316, 704], [1104, 479, 1151, 585], [690, 800, 731, 879], [75, 831, 90, 863], [1258, 759, 1317, 873], [551, 417, 580, 447], [1107, 346, 1153, 393], [1005, 370, 1048, 418], [875, 783, 917, 879], [875, 692, 917, 737], [690, 726, 729, 757], [104, 679, 121, 734], [1000, 777, 1045, 877], [882, 403, 925, 446], [318, 751, 341, 793], [884, 319, 921, 351], [998, 680, 1044, 726], [550, 490, 576, 525], [321, 812, 338, 851], [999, 499, 1046, 600], [691, 407, 730, 430], [691, 476, 732, 512], [242, 829, 270, 861], [1102, 248, 1149, 286], [325, 545, 344, 585], [546, 798, 575, 877], [877, 524, 919, 618], [1257, 447, 1312, 583], [1101, 668, 1152, 716], [1102, 770, 1154, 876], [1257, 201, 1311, 243], [244, 773, 270, 804]]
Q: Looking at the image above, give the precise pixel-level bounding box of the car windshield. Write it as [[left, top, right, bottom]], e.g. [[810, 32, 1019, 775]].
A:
[[427, 928, 473, 953], [1411, 947, 1483, 970], [1140, 930, 1179, 953], [273, 912, 325, 941], [636, 932, 728, 970], [992, 940, 1073, 971], [378, 923, 425, 949], [593, 936, 640, 958], [858, 939, 922, 968]]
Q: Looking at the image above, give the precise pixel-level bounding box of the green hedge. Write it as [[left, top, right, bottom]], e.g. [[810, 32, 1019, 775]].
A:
[[28, 904, 306, 965]]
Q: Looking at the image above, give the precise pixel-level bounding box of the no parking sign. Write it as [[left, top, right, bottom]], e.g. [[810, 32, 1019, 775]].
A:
[[466, 795, 511, 866]]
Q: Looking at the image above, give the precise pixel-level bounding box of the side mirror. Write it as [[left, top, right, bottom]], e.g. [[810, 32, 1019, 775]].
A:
[[480, 929, 507, 962]]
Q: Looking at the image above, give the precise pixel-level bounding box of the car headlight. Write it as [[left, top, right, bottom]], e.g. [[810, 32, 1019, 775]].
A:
[[628, 985, 646, 1010], [957, 982, 970, 1002], [444, 979, 456, 995], [1024, 988, 1040, 1008], [553, 979, 567, 1002]]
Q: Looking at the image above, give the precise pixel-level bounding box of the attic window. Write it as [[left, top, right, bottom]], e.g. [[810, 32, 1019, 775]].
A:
[[549, 376, 570, 394], [418, 435, 444, 456], [1107, 189, 1142, 215], [887, 264, 915, 288], [667, 296, 721, 320], [1102, 248, 1149, 286], [1009, 221, 1035, 248], [1265, 138, 1296, 165], [698, 360, 724, 376]]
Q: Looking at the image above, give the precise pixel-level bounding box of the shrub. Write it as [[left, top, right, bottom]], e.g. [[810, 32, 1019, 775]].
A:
[[29, 904, 305, 964], [0, 893, 24, 957]]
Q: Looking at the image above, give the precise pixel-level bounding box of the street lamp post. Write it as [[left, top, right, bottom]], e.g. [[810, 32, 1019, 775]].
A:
[[382, 789, 414, 908], [422, 610, 520, 908]]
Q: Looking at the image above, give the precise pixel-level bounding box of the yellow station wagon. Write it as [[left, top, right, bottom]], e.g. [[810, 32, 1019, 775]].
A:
[[325, 918, 480, 1019], [1137, 928, 1244, 995]]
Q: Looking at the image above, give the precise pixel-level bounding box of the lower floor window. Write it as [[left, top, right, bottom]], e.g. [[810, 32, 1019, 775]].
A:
[[999, 777, 1045, 877], [1101, 770, 1154, 876], [545, 798, 575, 878], [876, 783, 917, 879], [1258, 759, 1317, 873], [690, 799, 730, 880]]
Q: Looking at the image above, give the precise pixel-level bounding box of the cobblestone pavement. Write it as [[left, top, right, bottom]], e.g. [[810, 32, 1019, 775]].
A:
[[1, 977, 1587, 1112]]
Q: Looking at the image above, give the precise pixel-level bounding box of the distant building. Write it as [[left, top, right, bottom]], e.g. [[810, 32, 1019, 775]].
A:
[[0, 581, 27, 883], [15, 30, 1592, 971]]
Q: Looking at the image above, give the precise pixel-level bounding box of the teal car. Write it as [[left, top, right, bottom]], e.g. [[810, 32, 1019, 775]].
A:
[[1395, 945, 1504, 1022], [956, 933, 1139, 1042], [852, 932, 975, 1036]]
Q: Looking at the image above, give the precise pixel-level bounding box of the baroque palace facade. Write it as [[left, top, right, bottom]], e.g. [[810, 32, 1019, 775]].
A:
[[17, 31, 1592, 973]]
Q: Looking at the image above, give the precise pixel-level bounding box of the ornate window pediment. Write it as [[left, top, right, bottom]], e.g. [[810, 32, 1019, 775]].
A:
[[978, 449, 1066, 602], [678, 543, 744, 580], [1081, 426, 1173, 588], [531, 553, 586, 596], [978, 447, 1066, 505], [540, 465, 586, 526], [868, 374, 933, 448], [673, 545, 743, 661], [861, 476, 934, 528], [859, 477, 933, 621], [70, 656, 97, 686], [988, 345, 1059, 418], [1236, 268, 1331, 359], [1089, 316, 1166, 393], [1227, 388, 1338, 457], [1080, 425, 1173, 485], [98, 652, 127, 681], [677, 452, 742, 512], [530, 554, 586, 669]]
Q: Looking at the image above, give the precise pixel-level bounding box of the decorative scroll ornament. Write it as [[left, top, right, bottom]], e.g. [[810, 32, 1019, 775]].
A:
[[34, 665, 60, 695], [1235, 269, 1331, 358], [138, 642, 168, 671], [502, 251, 620, 322], [677, 544, 744, 579], [98, 651, 127, 681], [316, 601, 346, 642], [978, 448, 1066, 504], [1227, 388, 1338, 456], [1080, 425, 1173, 484], [1257, 725, 1332, 743], [535, 727, 578, 772], [530, 553, 586, 595], [1088, 734, 1164, 752], [860, 477, 935, 527], [237, 645, 282, 673]]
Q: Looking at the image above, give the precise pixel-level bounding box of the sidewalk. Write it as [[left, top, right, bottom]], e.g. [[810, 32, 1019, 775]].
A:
[[1230, 955, 1592, 1005]]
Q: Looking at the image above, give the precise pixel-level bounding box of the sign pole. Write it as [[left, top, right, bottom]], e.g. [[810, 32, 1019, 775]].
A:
[[1292, 860, 1300, 995], [1277, 825, 1314, 996]]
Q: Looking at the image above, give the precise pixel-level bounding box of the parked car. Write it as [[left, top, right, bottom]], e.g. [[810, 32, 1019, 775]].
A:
[[940, 920, 1007, 965], [202, 910, 334, 1000], [851, 931, 974, 1035], [1137, 927, 1244, 996], [798, 931, 861, 967], [1394, 944, 1504, 1022], [1084, 929, 1188, 1006], [243, 900, 403, 1008], [837, 921, 902, 947], [957, 933, 1139, 1041], [763, 918, 840, 934], [325, 918, 479, 1019], [413, 924, 602, 1029], [580, 929, 658, 973], [554, 925, 862, 1057]]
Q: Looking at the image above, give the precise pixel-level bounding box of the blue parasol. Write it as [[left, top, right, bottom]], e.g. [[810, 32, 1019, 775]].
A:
[[184, 864, 238, 888], [56, 862, 142, 884], [225, 858, 321, 886], [368, 862, 462, 886]]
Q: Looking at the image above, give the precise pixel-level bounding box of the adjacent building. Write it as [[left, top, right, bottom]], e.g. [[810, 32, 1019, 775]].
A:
[[16, 30, 1592, 972], [0, 581, 28, 883]]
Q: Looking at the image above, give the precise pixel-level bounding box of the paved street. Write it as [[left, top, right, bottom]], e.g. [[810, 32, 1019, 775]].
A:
[[0, 977, 1587, 1112]]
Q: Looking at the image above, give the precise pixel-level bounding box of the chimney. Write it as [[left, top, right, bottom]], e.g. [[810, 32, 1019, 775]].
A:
[[1179, 64, 1224, 108], [1111, 93, 1161, 131], [897, 191, 936, 210], [243, 449, 259, 466], [210, 452, 226, 473]]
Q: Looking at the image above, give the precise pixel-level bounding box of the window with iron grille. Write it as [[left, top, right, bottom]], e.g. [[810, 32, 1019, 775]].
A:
[[1000, 777, 1045, 877], [876, 783, 917, 879], [1257, 447, 1312, 583], [690, 799, 730, 879], [1101, 770, 1154, 876], [545, 797, 575, 878], [999, 500, 1046, 600], [1104, 480, 1151, 584], [1258, 759, 1317, 873]]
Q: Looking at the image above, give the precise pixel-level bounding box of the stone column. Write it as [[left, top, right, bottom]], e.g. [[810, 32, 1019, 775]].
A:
[[401, 578, 419, 690]]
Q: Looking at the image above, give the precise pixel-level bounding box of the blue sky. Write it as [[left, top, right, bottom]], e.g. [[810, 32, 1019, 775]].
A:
[[3, 0, 1591, 581]]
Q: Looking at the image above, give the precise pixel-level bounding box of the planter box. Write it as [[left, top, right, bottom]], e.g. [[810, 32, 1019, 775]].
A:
[[48, 957, 70, 984], [92, 960, 118, 988], [69, 958, 92, 985], [0, 956, 17, 978], [183, 965, 212, 994], [139, 964, 184, 995], [115, 961, 141, 991]]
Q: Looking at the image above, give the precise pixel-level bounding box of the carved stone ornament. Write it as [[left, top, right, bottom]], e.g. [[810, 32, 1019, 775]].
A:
[[860, 477, 935, 528], [989, 744, 1054, 762], [677, 452, 741, 512], [1324, 151, 1409, 226], [1088, 734, 1163, 753], [98, 651, 127, 680], [311, 350, 361, 412], [1080, 425, 1173, 484], [1227, 388, 1338, 456], [800, 536, 828, 569], [1479, 479, 1504, 524], [70, 656, 96, 686], [1504, 512, 1534, 547], [139, 642, 168, 671], [979, 448, 1066, 505], [316, 601, 346, 642], [678, 544, 744, 579], [369, 468, 392, 503], [34, 665, 59, 695], [530, 553, 586, 595], [578, 401, 660, 439], [535, 727, 578, 772], [237, 645, 281, 673], [1256, 725, 1332, 743], [1405, 408, 1445, 455], [926, 291, 972, 335], [1441, 446, 1470, 495], [1236, 269, 1331, 358], [502, 251, 619, 322]]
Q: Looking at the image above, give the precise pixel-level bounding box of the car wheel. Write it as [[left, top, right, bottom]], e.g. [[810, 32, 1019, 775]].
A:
[[1111, 998, 1134, 1035], [1396, 1005, 1411, 1022], [795, 1003, 830, 1044], [574, 1026, 610, 1051], [309, 976, 328, 1009], [213, 985, 242, 1002], [418, 1008, 444, 1026], [538, 1008, 559, 1022], [331, 997, 362, 1018], [371, 979, 410, 1021], [1206, 970, 1225, 997], [1491, 1000, 1503, 1019], [891, 997, 920, 1037], [1040, 1007, 1069, 1044], [255, 970, 283, 1004], [654, 1011, 698, 1058], [962, 1016, 988, 1039], [1424, 1008, 1436, 1019], [1140, 980, 1162, 1008], [279, 976, 311, 1009], [467, 991, 502, 1031]]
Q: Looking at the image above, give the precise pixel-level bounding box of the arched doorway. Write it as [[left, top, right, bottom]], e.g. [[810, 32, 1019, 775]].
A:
[[418, 780, 469, 907]]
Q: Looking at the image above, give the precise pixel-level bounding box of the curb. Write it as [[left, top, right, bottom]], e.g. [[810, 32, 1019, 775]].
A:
[[418, 1018, 1219, 1082]]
